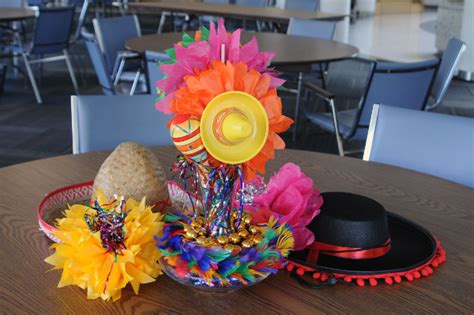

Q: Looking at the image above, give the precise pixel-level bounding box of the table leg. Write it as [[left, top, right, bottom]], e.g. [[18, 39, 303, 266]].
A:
[[292, 71, 304, 142]]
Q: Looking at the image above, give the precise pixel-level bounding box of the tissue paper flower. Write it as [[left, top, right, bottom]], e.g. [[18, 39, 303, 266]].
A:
[[45, 191, 164, 301], [156, 19, 283, 114], [165, 60, 292, 179], [246, 163, 323, 250]]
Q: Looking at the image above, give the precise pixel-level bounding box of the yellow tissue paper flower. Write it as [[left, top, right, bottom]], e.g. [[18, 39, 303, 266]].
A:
[[45, 191, 164, 301]]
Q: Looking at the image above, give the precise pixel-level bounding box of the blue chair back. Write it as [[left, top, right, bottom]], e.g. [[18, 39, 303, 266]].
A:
[[145, 50, 170, 95], [287, 18, 336, 40], [82, 28, 115, 95], [26, 0, 45, 6], [427, 37, 466, 109], [0, 0, 24, 8], [364, 104, 474, 188], [285, 0, 319, 11], [30, 6, 75, 55], [93, 15, 141, 74], [235, 0, 266, 7], [203, 0, 229, 3], [71, 95, 173, 154], [351, 59, 439, 140]]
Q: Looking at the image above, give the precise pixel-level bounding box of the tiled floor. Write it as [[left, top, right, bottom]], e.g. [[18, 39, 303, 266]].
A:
[[0, 4, 472, 168], [348, 3, 438, 62]]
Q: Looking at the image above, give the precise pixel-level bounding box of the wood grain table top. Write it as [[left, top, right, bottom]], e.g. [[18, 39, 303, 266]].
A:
[[125, 32, 359, 66], [0, 8, 35, 22], [0, 147, 472, 313], [128, 1, 346, 23]]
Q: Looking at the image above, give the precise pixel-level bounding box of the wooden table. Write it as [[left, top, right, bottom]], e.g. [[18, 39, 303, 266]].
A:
[[0, 8, 35, 22], [128, 1, 347, 26], [125, 32, 359, 66], [0, 147, 472, 313]]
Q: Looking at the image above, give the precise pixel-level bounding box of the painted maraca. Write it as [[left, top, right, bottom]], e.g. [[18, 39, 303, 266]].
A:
[[169, 114, 209, 165]]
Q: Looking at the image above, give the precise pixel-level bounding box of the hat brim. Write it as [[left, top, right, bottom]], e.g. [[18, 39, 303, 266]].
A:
[[288, 212, 437, 275]]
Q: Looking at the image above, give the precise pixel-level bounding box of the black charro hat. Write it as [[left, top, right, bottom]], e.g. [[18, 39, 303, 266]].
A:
[[287, 192, 445, 287]]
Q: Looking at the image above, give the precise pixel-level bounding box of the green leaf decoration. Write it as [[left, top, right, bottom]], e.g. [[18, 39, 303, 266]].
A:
[[164, 213, 182, 223], [160, 249, 181, 256], [200, 26, 210, 41], [165, 47, 176, 61], [207, 250, 231, 262], [181, 32, 194, 48]]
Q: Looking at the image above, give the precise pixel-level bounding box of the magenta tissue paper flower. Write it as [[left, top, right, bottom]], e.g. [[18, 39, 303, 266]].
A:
[[248, 163, 323, 251]]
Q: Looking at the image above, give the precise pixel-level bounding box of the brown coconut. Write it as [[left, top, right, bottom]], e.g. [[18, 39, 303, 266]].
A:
[[93, 142, 169, 211]]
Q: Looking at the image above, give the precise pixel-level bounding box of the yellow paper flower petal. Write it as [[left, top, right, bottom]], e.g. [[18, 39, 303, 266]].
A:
[[45, 195, 164, 301]]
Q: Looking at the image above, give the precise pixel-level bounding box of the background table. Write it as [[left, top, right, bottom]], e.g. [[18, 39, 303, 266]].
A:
[[128, 1, 347, 25], [0, 8, 35, 22], [125, 32, 359, 66], [0, 147, 472, 313]]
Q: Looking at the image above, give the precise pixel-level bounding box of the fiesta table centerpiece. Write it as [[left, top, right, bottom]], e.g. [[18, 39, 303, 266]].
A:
[[154, 20, 304, 290]]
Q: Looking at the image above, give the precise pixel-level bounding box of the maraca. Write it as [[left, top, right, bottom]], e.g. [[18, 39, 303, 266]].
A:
[[170, 114, 209, 165], [200, 91, 269, 165]]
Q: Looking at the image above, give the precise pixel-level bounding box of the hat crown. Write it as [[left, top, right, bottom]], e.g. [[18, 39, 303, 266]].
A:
[[311, 192, 390, 249]]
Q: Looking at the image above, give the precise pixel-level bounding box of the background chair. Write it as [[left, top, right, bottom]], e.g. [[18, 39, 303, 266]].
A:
[[92, 15, 142, 86], [285, 0, 320, 11], [82, 28, 141, 95], [363, 104, 474, 188], [20, 6, 79, 104], [82, 28, 114, 95], [287, 18, 336, 40], [425, 37, 466, 110], [302, 57, 439, 155], [71, 95, 173, 154], [145, 50, 170, 96]]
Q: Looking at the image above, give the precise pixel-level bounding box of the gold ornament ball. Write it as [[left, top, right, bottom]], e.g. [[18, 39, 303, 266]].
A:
[[248, 225, 258, 234], [242, 215, 252, 225], [229, 233, 241, 244], [217, 235, 229, 245], [205, 237, 216, 246], [186, 230, 198, 240], [242, 239, 254, 248], [238, 229, 249, 238], [196, 236, 206, 245], [224, 244, 234, 252], [253, 234, 264, 244]]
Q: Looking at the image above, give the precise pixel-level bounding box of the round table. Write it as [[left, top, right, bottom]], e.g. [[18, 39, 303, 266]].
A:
[[125, 32, 359, 66], [0, 8, 35, 22], [0, 148, 472, 313]]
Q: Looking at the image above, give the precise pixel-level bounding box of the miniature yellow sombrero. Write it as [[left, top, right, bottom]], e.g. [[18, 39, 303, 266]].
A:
[[200, 91, 269, 165]]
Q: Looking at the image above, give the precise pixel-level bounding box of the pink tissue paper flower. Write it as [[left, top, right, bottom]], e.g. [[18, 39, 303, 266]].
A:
[[247, 163, 323, 251]]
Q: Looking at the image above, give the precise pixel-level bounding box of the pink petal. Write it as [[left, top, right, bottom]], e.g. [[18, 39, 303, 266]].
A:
[[292, 227, 315, 251]]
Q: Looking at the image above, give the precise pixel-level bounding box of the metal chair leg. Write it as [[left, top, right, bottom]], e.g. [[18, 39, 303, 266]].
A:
[[328, 99, 344, 156], [22, 53, 42, 104], [64, 49, 79, 94], [292, 71, 304, 142], [157, 12, 167, 33], [129, 70, 141, 95], [113, 57, 126, 86]]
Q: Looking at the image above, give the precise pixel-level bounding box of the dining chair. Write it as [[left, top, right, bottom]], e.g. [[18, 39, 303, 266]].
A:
[[71, 95, 173, 154], [425, 37, 466, 110], [302, 57, 439, 156], [92, 15, 142, 85], [286, 17, 338, 141], [82, 28, 115, 95], [82, 28, 141, 95], [0, 0, 25, 7], [364, 104, 474, 188], [235, 0, 268, 31], [145, 50, 170, 96], [19, 6, 79, 104], [285, 0, 320, 11]]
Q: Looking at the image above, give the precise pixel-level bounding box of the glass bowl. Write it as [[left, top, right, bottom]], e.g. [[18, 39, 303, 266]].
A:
[[159, 257, 270, 293]]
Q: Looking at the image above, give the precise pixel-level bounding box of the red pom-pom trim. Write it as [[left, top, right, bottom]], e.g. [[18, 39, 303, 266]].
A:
[[286, 238, 445, 287]]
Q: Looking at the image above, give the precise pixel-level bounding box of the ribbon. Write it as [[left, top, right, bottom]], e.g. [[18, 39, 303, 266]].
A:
[[307, 239, 391, 264]]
